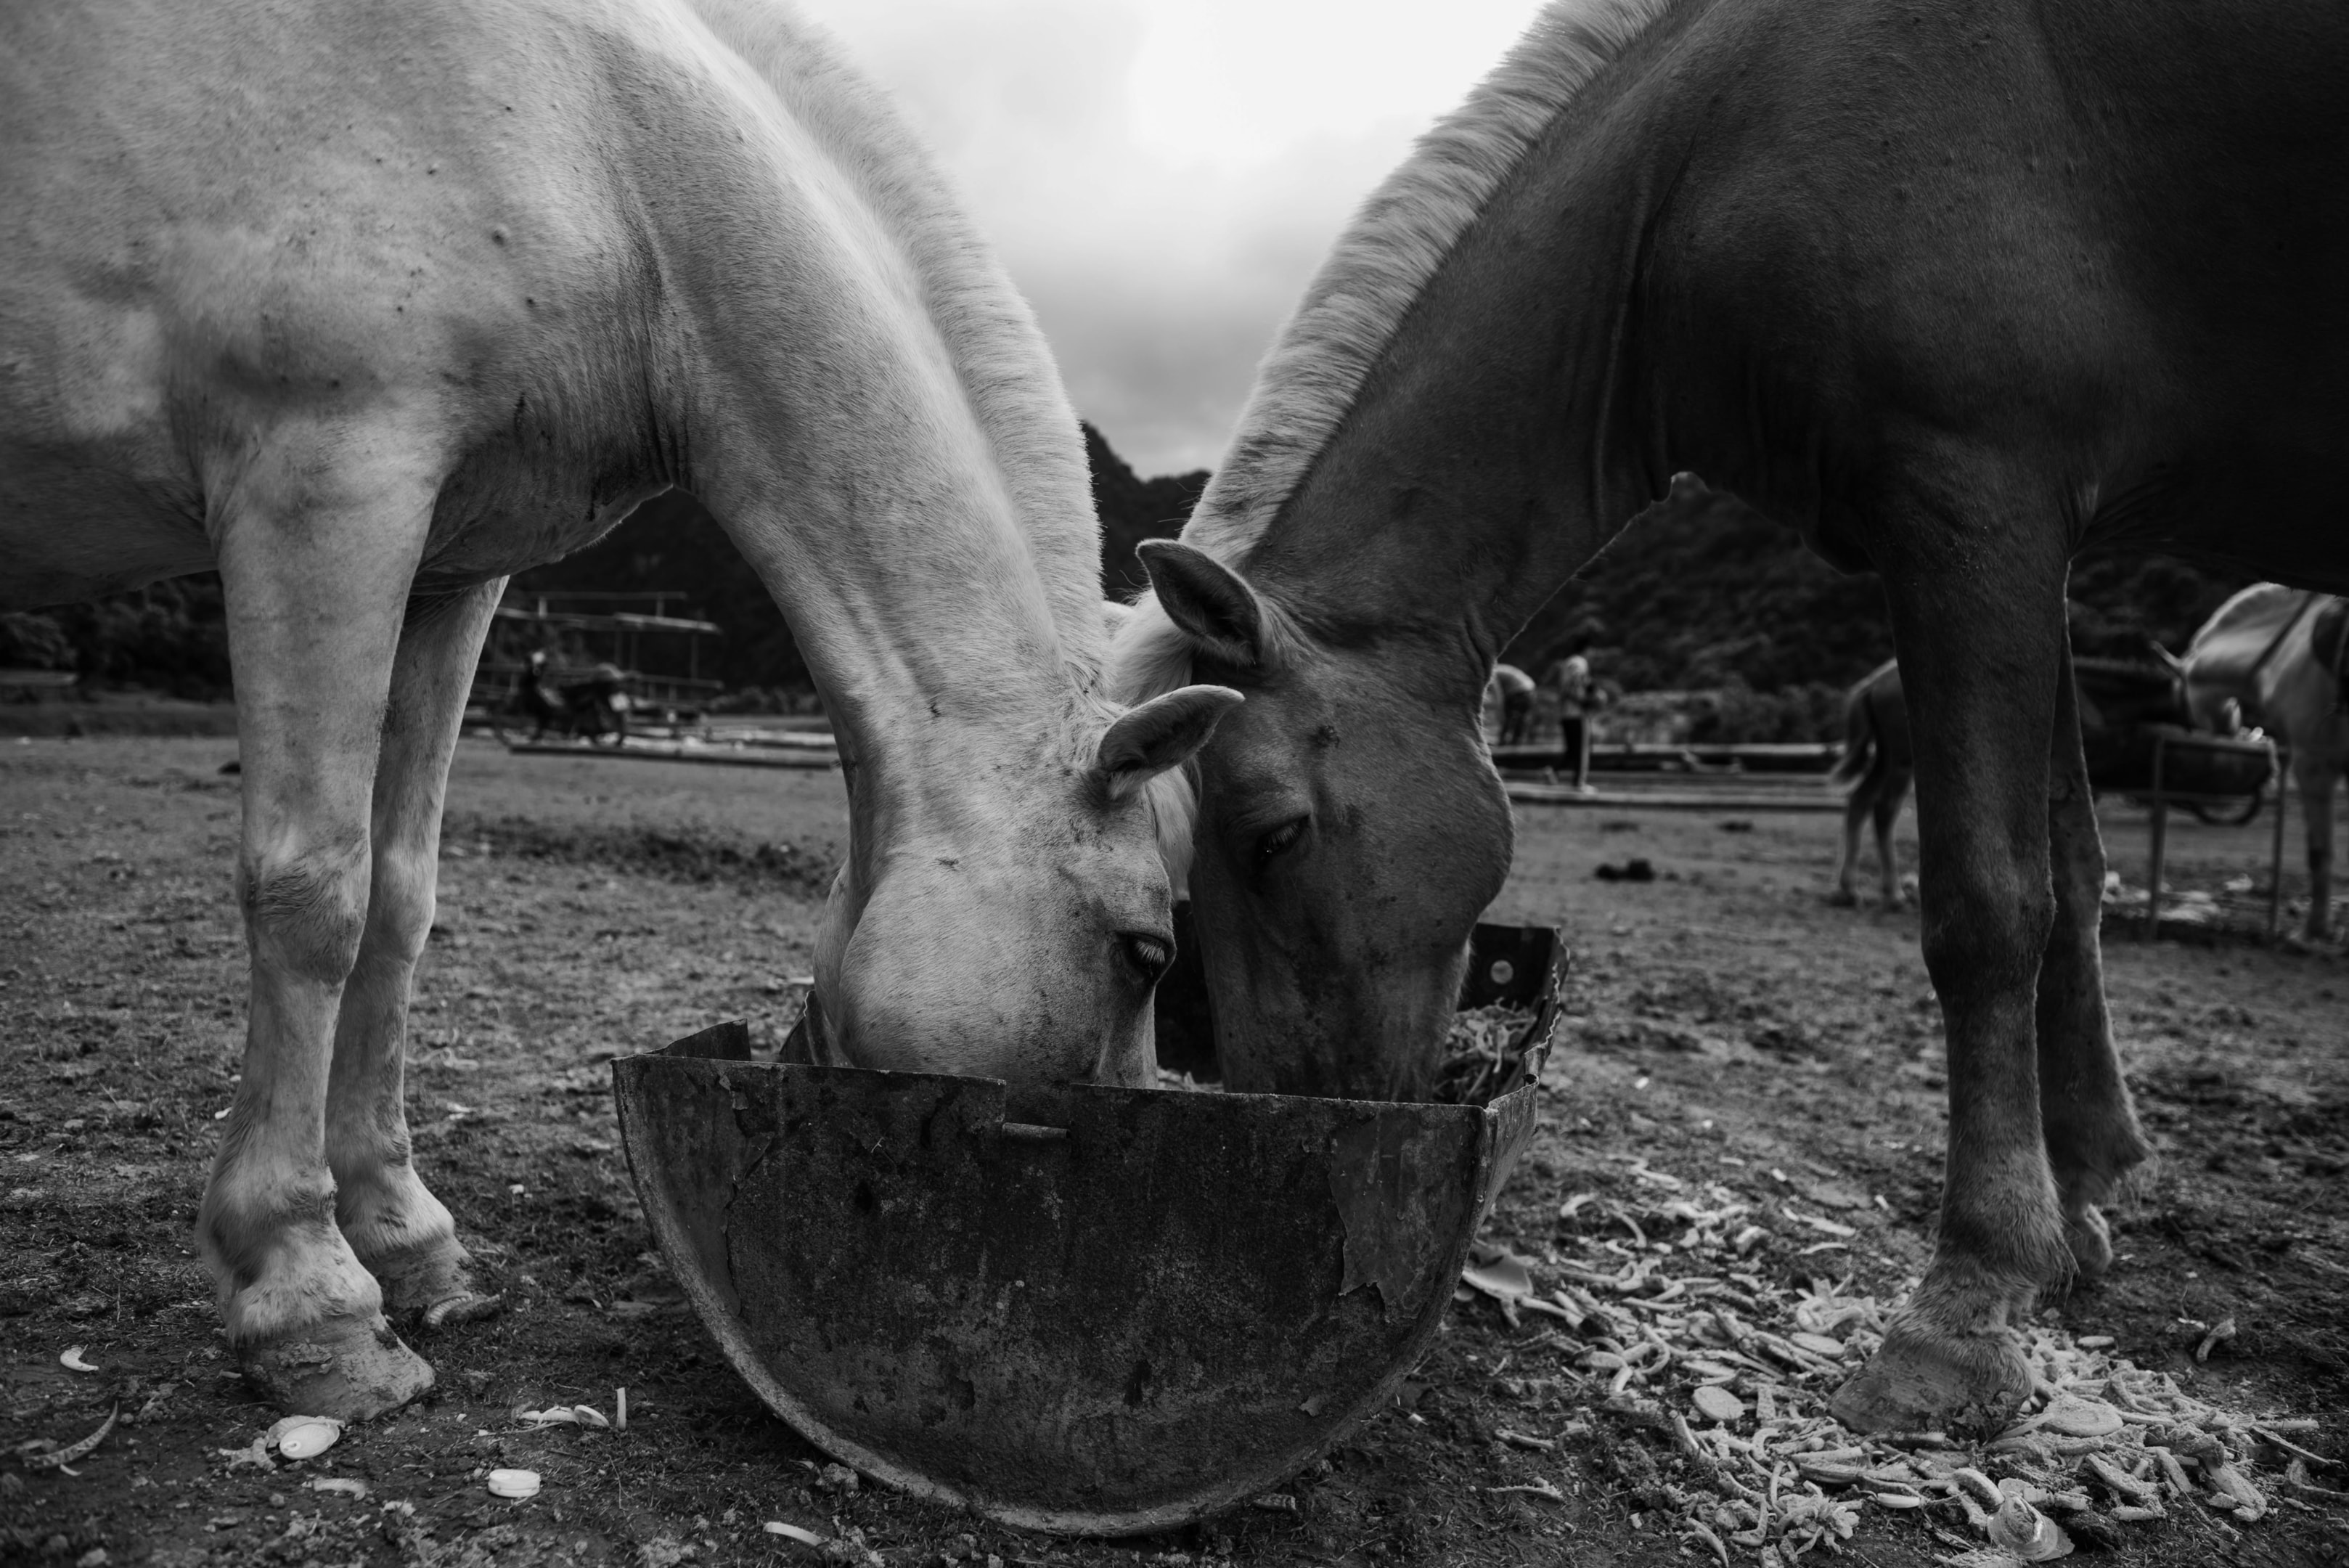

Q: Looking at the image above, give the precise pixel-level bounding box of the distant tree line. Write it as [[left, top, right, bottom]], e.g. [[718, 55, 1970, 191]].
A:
[[6, 428, 2248, 730]]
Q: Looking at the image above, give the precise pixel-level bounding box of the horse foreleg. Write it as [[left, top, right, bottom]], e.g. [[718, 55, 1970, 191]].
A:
[[2035, 642, 2150, 1279], [328, 582, 505, 1330], [198, 430, 443, 1418], [1874, 768, 1911, 908], [1829, 491, 2070, 1434], [2297, 754, 2337, 942]]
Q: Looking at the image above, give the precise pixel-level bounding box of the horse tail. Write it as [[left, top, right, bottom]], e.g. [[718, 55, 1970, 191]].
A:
[[1827, 673, 1882, 789]]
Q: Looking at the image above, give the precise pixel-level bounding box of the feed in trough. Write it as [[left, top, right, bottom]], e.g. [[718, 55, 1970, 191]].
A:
[[1155, 1003, 1537, 1106], [1434, 1003, 1540, 1106]]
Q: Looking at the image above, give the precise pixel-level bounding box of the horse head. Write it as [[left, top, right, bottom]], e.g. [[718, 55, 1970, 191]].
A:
[[809, 679, 1240, 1090], [1112, 540, 1513, 1101]]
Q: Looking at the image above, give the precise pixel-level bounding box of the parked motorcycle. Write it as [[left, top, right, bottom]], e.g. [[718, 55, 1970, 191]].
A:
[[494, 652, 629, 746]]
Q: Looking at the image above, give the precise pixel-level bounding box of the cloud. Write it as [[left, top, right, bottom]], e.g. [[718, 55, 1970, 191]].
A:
[[794, 0, 1547, 475]]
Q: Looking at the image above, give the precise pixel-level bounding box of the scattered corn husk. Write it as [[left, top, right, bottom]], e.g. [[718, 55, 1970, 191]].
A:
[[1489, 1477, 1568, 1503], [58, 1347, 98, 1374], [486, 1468, 541, 1499], [309, 1477, 369, 1498], [274, 1419, 341, 1461], [2194, 1317, 2238, 1363], [19, 1406, 116, 1474], [1985, 1495, 2072, 1561], [1462, 1246, 1579, 1329], [1694, 1386, 1746, 1424], [216, 1436, 274, 1472], [2029, 1395, 2123, 1440], [570, 1403, 610, 1429], [1464, 1157, 2319, 1563], [764, 1522, 825, 1545]]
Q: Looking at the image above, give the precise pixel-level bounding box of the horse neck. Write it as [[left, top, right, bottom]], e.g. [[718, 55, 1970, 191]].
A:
[[677, 126, 1109, 873], [1230, 17, 1704, 675]]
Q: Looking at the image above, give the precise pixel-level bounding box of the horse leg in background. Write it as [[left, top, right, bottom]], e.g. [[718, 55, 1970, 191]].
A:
[[197, 428, 442, 1418], [1831, 693, 1879, 906], [328, 582, 506, 1329], [2035, 641, 2151, 1278], [2296, 751, 2337, 942], [1831, 483, 2070, 1433], [1834, 777, 1873, 905], [1874, 764, 1913, 908]]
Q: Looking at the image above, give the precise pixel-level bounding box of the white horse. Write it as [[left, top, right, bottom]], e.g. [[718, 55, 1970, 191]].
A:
[[0, 0, 1236, 1418], [2184, 586, 2349, 941]]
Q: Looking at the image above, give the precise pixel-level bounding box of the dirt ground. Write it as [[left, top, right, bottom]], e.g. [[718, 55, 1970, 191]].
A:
[[2, 735, 2342, 1568]]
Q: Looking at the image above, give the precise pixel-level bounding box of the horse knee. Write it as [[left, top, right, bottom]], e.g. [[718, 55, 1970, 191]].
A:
[[1919, 867, 2053, 1002], [364, 842, 438, 965], [240, 838, 371, 983]]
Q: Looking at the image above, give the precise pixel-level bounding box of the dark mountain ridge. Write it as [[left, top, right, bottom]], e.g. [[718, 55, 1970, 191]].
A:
[[4, 430, 2249, 724]]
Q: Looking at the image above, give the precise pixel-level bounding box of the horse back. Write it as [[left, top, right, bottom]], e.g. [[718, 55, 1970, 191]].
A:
[[0, 0, 859, 606], [1642, 0, 2349, 576]]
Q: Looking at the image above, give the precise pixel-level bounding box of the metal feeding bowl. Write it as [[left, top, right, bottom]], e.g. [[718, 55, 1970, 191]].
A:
[[611, 922, 1562, 1535]]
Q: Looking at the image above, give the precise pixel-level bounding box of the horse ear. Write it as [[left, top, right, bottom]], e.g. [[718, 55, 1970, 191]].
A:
[[1139, 541, 1268, 667], [1096, 685, 1243, 801]]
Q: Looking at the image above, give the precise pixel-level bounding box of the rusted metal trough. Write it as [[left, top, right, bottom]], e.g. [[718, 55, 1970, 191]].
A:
[[611, 923, 1561, 1535]]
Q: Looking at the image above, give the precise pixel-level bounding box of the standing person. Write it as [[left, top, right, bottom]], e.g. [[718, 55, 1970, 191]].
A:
[[1543, 642, 1595, 789]]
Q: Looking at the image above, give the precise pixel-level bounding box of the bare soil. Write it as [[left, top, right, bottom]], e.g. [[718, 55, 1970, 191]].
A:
[[2, 738, 2342, 1568]]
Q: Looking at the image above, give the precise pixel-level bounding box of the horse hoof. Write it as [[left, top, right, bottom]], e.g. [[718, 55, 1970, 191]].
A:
[[370, 1239, 499, 1330], [1829, 1323, 2030, 1436], [1826, 888, 1858, 909], [242, 1315, 433, 1419], [2064, 1206, 2115, 1280]]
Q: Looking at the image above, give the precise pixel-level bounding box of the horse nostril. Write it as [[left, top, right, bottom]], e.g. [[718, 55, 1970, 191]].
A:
[[1120, 931, 1173, 981]]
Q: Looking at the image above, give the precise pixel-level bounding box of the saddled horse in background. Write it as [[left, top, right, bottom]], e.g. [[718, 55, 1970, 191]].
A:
[[1830, 650, 2198, 909], [1, 0, 1235, 1418], [2184, 587, 2349, 942], [1115, 0, 2346, 1431]]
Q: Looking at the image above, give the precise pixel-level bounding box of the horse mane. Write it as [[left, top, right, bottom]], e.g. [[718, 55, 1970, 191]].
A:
[[682, 0, 1108, 686], [1111, 0, 1672, 706], [1180, 0, 1675, 564]]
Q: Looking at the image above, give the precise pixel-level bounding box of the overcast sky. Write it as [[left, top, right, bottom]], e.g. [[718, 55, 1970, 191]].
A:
[[794, 0, 1551, 477]]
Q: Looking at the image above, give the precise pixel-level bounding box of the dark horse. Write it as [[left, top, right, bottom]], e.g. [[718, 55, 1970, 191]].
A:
[[1116, 0, 2347, 1431]]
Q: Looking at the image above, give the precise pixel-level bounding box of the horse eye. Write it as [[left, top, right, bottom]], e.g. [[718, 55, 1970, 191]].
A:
[[1258, 816, 1308, 861], [1119, 932, 1172, 981]]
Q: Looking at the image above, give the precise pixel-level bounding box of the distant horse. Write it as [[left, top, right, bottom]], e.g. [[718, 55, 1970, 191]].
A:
[[2184, 586, 2349, 941], [1116, 0, 2347, 1432], [1828, 661, 1912, 908], [0, 0, 1235, 1418], [1829, 653, 2199, 908]]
